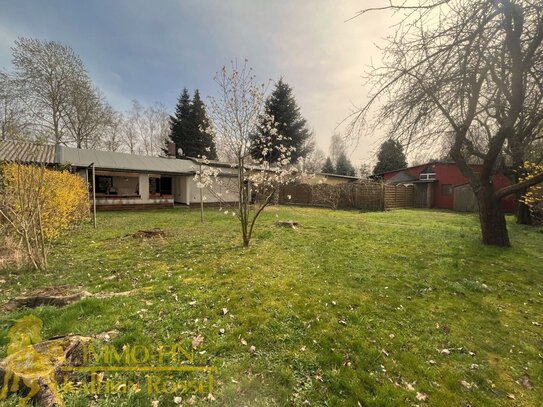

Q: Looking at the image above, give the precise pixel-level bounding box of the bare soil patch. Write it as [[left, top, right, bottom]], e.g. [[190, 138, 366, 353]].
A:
[[2, 286, 137, 312], [131, 229, 166, 239]]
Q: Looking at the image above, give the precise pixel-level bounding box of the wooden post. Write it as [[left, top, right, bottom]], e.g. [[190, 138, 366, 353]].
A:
[[199, 163, 204, 223], [92, 163, 96, 228], [382, 183, 386, 211]]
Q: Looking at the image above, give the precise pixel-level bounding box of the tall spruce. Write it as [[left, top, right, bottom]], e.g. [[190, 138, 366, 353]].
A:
[[167, 88, 191, 157], [189, 89, 217, 159], [251, 78, 312, 163], [167, 88, 216, 159], [373, 139, 407, 175], [322, 157, 335, 174], [335, 152, 356, 176]]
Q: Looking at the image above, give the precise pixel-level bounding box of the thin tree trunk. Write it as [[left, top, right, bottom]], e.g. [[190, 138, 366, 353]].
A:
[[515, 189, 533, 225], [477, 185, 510, 247]]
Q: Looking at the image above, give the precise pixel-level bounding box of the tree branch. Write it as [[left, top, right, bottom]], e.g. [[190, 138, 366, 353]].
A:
[[495, 171, 543, 199]]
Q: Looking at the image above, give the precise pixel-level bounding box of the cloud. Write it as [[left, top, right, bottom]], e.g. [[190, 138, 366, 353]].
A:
[[0, 0, 400, 166]]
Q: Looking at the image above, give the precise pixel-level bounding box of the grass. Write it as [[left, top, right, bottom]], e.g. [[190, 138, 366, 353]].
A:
[[0, 207, 542, 406]]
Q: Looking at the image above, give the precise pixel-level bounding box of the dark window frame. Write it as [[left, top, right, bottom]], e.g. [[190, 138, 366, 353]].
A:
[[96, 176, 113, 194], [442, 184, 453, 196], [149, 177, 160, 195]]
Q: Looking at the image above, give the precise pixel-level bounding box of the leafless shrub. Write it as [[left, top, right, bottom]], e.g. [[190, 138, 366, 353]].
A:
[[311, 184, 343, 210]]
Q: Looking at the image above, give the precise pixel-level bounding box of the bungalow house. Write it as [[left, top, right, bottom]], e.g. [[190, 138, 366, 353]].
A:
[[376, 161, 516, 212], [0, 140, 238, 210]]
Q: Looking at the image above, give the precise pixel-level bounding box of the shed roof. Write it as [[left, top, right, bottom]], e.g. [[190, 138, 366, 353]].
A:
[[0, 140, 57, 164], [58, 146, 198, 174], [386, 170, 418, 184]]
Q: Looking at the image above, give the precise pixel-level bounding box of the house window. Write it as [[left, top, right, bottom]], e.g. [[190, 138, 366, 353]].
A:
[[419, 166, 436, 180], [160, 177, 172, 195], [149, 177, 160, 195], [96, 176, 113, 194], [149, 176, 173, 196], [442, 184, 453, 196]]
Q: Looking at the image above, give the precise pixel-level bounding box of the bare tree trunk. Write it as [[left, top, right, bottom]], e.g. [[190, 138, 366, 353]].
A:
[[477, 185, 510, 247], [515, 189, 533, 225]]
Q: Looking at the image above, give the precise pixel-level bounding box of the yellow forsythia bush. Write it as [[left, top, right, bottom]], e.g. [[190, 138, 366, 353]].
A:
[[519, 161, 543, 224], [519, 161, 543, 205], [1, 163, 89, 240]]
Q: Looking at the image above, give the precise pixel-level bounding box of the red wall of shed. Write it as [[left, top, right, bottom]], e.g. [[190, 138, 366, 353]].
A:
[[382, 163, 515, 212]]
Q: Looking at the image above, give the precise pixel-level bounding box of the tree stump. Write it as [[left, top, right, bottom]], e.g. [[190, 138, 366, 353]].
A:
[[274, 220, 300, 229], [131, 229, 166, 239]]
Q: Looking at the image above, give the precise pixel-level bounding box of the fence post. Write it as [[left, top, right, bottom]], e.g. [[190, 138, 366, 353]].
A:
[[382, 183, 386, 211]]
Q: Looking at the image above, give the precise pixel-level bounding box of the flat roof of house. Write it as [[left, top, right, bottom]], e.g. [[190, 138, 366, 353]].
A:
[[58, 146, 198, 174], [0, 140, 288, 176]]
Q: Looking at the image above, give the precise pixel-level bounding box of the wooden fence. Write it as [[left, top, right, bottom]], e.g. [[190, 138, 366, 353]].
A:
[[277, 182, 414, 211], [384, 184, 414, 209]]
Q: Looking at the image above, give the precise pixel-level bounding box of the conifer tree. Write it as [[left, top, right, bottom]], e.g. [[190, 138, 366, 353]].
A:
[[167, 88, 191, 157], [167, 88, 217, 159], [251, 78, 312, 163], [335, 152, 356, 176], [322, 156, 335, 174], [189, 90, 217, 159], [373, 139, 407, 175]]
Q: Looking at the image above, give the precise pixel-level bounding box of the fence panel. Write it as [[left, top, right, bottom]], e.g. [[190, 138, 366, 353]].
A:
[[384, 184, 414, 209], [278, 182, 414, 211]]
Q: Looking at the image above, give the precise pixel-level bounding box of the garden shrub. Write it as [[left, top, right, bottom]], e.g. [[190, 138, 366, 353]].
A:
[[520, 161, 543, 226], [0, 163, 89, 269]]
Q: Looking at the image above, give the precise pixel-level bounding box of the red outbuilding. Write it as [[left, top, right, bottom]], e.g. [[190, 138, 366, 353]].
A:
[[378, 162, 516, 213]]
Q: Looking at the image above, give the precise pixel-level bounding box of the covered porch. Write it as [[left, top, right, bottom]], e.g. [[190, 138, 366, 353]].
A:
[[90, 170, 179, 210]]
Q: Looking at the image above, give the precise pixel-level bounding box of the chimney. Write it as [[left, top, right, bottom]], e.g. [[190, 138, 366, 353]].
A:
[[167, 142, 176, 158]]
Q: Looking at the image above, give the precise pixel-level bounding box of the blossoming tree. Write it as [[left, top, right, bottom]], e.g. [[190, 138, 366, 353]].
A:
[[198, 60, 297, 247]]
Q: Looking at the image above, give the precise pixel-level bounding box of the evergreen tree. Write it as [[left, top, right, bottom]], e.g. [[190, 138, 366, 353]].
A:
[[335, 152, 356, 176], [251, 78, 312, 163], [167, 88, 217, 159], [373, 139, 408, 175], [322, 156, 335, 174], [189, 90, 217, 159], [167, 88, 191, 157]]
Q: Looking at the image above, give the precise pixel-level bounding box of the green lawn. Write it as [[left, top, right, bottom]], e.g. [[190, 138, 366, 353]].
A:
[[1, 207, 542, 406]]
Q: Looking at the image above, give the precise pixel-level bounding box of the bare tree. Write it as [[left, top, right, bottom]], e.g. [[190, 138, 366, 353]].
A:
[[62, 77, 114, 149], [10, 38, 88, 144], [100, 111, 124, 152], [329, 132, 347, 164], [121, 100, 169, 156], [350, 0, 543, 246], [0, 71, 31, 140], [141, 103, 170, 156], [304, 146, 326, 173], [205, 61, 296, 247], [122, 101, 141, 154]]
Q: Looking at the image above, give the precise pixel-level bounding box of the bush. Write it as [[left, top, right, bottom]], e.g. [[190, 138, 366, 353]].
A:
[[0, 163, 89, 269], [519, 161, 543, 226]]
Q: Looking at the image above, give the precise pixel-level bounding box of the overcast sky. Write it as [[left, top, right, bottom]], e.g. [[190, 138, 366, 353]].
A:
[[0, 0, 400, 167]]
